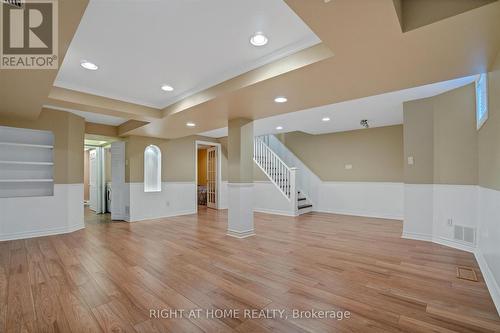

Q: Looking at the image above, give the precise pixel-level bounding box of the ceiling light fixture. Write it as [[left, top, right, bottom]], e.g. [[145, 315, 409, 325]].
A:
[[322, 117, 331, 122], [274, 96, 287, 103], [80, 61, 98, 70], [186, 122, 196, 127], [250, 32, 268, 46], [276, 126, 283, 130], [161, 84, 174, 92]]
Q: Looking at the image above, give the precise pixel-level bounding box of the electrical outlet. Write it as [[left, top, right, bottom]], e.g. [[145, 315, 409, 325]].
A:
[[447, 218, 453, 226], [345, 164, 353, 170]]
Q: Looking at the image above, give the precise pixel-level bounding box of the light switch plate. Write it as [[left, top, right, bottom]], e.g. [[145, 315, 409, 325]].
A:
[[407, 156, 414, 165], [345, 164, 353, 170]]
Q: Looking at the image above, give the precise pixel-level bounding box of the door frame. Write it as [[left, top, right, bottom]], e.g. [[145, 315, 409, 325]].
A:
[[88, 147, 97, 211], [195, 140, 222, 212]]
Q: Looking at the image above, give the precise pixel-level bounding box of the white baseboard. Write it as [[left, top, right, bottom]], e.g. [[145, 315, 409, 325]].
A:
[[317, 208, 403, 221], [0, 223, 84, 242], [475, 249, 500, 315], [127, 209, 196, 222], [254, 208, 297, 217], [227, 229, 255, 238], [402, 231, 433, 242], [434, 236, 475, 253], [402, 232, 476, 253]]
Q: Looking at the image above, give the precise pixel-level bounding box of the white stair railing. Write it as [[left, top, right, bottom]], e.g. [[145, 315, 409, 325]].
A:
[[254, 136, 297, 202], [262, 134, 320, 206]]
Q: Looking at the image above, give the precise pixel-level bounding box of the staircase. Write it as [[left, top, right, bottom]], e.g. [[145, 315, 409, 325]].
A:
[[254, 136, 312, 215]]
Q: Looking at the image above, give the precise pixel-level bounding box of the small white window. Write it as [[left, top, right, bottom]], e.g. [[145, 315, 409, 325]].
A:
[[144, 145, 161, 192], [476, 73, 488, 130]]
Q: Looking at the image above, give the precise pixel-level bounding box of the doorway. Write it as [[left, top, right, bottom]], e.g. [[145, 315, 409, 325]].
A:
[[84, 138, 121, 223], [195, 141, 221, 212]]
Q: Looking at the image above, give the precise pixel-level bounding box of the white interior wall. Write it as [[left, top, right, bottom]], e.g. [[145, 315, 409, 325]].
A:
[[0, 184, 84, 241], [317, 181, 404, 220], [253, 181, 296, 216], [403, 184, 478, 252], [476, 187, 500, 313], [126, 182, 196, 222]]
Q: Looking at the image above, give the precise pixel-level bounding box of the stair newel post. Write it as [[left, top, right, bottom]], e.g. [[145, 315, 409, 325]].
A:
[[290, 167, 298, 215]]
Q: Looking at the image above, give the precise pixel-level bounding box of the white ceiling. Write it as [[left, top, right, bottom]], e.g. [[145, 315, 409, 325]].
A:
[[55, 0, 320, 109], [199, 75, 477, 138], [43, 105, 127, 126]]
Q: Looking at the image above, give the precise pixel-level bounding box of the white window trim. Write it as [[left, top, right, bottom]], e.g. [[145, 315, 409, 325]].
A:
[[476, 73, 488, 130]]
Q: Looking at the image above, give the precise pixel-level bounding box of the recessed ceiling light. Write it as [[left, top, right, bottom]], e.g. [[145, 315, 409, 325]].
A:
[[81, 61, 98, 70], [276, 126, 283, 130], [322, 117, 331, 122], [186, 122, 196, 127], [274, 96, 287, 103], [250, 32, 268, 46], [161, 84, 174, 92]]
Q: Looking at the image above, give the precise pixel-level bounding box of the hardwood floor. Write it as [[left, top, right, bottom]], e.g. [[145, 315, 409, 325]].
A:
[[84, 206, 113, 224], [1, 208, 499, 332]]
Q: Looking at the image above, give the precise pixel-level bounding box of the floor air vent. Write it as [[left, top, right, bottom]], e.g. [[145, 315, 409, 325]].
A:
[[453, 225, 475, 244], [456, 266, 478, 282]]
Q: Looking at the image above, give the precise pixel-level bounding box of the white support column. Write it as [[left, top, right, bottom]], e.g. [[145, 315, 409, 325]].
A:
[[227, 118, 255, 238]]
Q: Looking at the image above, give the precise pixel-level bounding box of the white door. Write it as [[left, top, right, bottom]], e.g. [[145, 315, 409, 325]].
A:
[[111, 141, 126, 220], [89, 149, 97, 211], [207, 146, 217, 209]]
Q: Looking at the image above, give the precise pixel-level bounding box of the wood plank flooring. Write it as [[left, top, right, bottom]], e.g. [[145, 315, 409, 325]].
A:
[[1, 207, 499, 332]]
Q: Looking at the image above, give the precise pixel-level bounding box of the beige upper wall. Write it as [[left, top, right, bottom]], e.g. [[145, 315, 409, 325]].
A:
[[0, 108, 85, 184], [479, 50, 500, 190], [433, 84, 478, 184], [403, 98, 435, 183], [277, 126, 404, 182], [403, 83, 478, 185], [227, 119, 254, 183], [125, 134, 223, 183]]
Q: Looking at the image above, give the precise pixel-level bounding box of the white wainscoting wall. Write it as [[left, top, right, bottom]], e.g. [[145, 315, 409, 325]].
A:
[[253, 181, 296, 216], [316, 182, 404, 220], [432, 184, 478, 251], [0, 184, 84, 241], [219, 181, 228, 210], [125, 182, 196, 222], [403, 184, 478, 252], [402, 184, 434, 240], [476, 186, 500, 314]]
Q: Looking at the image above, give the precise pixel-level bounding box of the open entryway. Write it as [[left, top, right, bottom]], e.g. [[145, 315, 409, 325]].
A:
[[84, 138, 126, 223], [195, 140, 221, 212]]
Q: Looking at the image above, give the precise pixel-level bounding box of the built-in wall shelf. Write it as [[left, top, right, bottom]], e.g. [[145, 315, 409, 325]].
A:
[[0, 142, 54, 149], [0, 161, 54, 166], [0, 126, 55, 198]]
